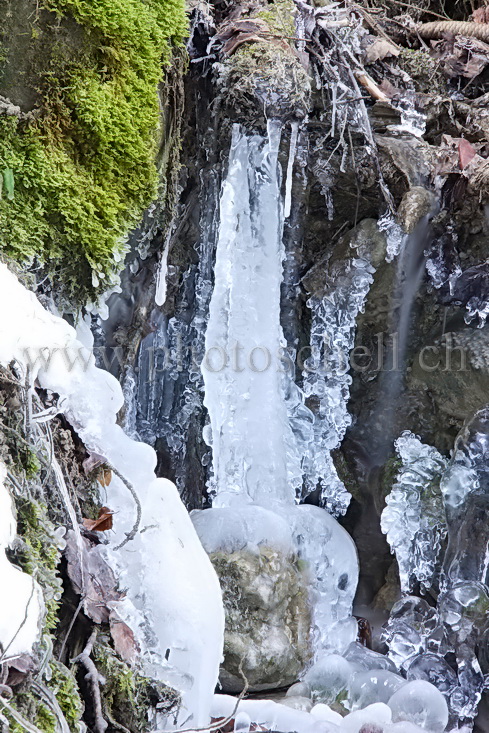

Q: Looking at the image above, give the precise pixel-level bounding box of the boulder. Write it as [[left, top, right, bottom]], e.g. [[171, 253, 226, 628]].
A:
[[210, 546, 313, 692]]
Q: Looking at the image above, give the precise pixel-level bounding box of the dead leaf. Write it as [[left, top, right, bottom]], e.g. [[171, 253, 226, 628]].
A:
[[65, 530, 122, 623], [82, 506, 114, 532], [109, 611, 140, 666], [459, 138, 477, 169], [97, 467, 112, 487], [365, 38, 400, 64]]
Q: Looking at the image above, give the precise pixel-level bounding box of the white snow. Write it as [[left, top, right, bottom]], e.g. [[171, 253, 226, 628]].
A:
[[0, 263, 224, 727], [0, 461, 43, 660]]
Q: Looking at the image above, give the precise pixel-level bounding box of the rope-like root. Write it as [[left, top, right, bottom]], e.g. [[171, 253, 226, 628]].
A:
[[418, 20, 489, 42], [72, 630, 108, 733]]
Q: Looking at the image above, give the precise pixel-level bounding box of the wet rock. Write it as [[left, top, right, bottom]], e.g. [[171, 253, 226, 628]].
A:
[[397, 187, 437, 233], [210, 547, 313, 693], [409, 326, 489, 421]]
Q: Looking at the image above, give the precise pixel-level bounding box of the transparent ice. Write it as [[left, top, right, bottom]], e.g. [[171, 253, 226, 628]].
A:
[[381, 432, 448, 593]]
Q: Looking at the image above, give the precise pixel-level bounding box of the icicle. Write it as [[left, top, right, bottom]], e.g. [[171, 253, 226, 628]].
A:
[[284, 122, 299, 220], [155, 232, 171, 307]]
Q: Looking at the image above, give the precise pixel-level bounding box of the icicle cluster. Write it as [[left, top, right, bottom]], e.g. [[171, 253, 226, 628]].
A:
[[381, 431, 448, 593], [302, 249, 375, 515]]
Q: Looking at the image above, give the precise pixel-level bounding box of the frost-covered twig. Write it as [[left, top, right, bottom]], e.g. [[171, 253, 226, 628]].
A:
[[72, 630, 108, 733], [171, 659, 249, 733], [109, 465, 142, 551]]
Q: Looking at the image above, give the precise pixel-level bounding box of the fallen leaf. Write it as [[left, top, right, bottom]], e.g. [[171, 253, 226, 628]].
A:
[[97, 467, 112, 487], [365, 38, 400, 64], [109, 611, 140, 666], [65, 530, 122, 623], [82, 506, 114, 532], [459, 138, 477, 169]]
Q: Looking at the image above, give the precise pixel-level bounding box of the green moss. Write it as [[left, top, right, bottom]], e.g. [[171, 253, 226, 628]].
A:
[[35, 703, 57, 733], [50, 660, 85, 730], [258, 0, 296, 39], [0, 0, 187, 303], [93, 642, 179, 731], [15, 497, 63, 631]]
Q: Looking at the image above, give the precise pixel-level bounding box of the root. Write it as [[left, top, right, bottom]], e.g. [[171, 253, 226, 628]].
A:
[[72, 630, 108, 733], [418, 20, 489, 42]]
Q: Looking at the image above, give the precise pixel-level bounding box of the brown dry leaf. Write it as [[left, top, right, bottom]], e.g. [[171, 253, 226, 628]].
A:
[[365, 38, 400, 64], [82, 506, 114, 532], [109, 610, 140, 666], [97, 467, 112, 487], [459, 138, 477, 169]]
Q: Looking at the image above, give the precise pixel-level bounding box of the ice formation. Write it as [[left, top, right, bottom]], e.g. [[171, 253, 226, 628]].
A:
[[202, 121, 299, 506], [195, 122, 360, 657], [0, 263, 224, 727], [377, 212, 405, 263], [211, 693, 446, 733], [302, 242, 375, 515], [381, 432, 448, 592], [0, 461, 43, 659]]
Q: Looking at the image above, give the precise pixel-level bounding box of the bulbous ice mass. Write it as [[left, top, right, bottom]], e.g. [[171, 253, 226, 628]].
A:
[[387, 680, 449, 732]]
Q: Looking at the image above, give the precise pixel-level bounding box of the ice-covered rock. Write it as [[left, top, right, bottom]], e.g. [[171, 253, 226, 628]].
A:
[[208, 544, 312, 692], [282, 696, 314, 712], [311, 703, 344, 726], [387, 680, 448, 732], [341, 702, 392, 733], [288, 682, 312, 698], [344, 643, 397, 674]]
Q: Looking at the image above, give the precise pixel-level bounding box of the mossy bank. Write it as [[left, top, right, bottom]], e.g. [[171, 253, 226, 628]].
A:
[[0, 0, 187, 304]]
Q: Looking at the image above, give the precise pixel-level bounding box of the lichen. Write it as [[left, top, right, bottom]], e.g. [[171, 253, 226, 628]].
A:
[[398, 48, 446, 95], [0, 0, 187, 304]]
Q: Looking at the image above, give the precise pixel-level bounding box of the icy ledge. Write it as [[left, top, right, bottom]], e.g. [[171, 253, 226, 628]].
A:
[[0, 264, 224, 728]]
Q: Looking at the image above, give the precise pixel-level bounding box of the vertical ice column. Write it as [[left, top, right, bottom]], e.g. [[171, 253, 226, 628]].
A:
[[203, 122, 300, 507]]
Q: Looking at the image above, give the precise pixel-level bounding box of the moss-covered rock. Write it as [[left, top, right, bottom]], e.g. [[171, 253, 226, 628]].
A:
[[93, 641, 180, 731], [215, 0, 310, 126], [211, 547, 313, 693], [0, 0, 187, 304]]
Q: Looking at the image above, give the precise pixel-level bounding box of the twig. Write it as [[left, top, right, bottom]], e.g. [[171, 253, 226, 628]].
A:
[[72, 630, 108, 733], [350, 2, 401, 49], [58, 598, 84, 663], [169, 659, 249, 733], [354, 70, 390, 101], [109, 465, 142, 551], [387, 0, 450, 20]]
